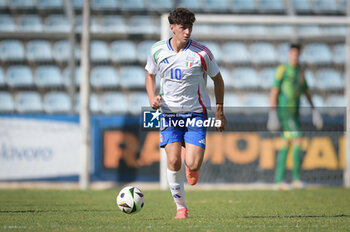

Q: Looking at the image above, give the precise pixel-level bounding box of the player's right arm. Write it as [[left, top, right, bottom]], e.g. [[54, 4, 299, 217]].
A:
[[145, 72, 162, 110], [267, 65, 284, 131], [270, 65, 285, 108], [269, 88, 279, 108], [145, 42, 162, 110]]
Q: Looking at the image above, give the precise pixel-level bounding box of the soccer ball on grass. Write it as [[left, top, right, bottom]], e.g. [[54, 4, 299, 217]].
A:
[[116, 186, 144, 214]]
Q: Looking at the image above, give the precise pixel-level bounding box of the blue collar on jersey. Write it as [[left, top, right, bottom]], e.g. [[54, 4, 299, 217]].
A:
[[167, 38, 192, 52]]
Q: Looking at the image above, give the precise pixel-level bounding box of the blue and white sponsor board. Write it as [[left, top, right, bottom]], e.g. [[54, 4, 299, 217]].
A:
[[0, 117, 80, 180]]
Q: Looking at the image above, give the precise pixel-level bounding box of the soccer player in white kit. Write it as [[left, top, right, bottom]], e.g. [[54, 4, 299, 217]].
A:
[[145, 8, 226, 219]]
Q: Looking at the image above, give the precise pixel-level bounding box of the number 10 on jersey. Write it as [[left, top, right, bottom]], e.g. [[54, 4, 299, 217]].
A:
[[170, 68, 182, 80]]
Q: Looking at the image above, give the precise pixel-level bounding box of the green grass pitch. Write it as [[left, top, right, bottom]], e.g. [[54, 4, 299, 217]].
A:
[[0, 188, 349, 231]]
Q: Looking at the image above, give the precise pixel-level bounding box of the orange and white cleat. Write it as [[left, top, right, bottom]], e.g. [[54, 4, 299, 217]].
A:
[[185, 165, 199, 185], [175, 208, 188, 219], [184, 152, 199, 185]]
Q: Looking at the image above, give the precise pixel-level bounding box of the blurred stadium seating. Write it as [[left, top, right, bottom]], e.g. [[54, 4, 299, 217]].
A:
[[15, 91, 43, 113], [0, 0, 345, 116], [90, 66, 119, 88], [43, 91, 71, 114]]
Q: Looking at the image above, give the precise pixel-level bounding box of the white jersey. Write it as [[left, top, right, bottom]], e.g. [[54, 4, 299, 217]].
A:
[[145, 38, 220, 113]]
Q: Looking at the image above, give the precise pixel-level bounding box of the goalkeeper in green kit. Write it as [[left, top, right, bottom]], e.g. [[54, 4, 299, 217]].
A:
[[267, 43, 323, 190]]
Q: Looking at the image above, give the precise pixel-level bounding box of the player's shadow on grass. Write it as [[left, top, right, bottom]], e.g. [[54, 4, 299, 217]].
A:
[[242, 214, 349, 219]]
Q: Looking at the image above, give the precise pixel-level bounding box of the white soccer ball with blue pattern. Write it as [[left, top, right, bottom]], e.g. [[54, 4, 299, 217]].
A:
[[116, 186, 144, 214]]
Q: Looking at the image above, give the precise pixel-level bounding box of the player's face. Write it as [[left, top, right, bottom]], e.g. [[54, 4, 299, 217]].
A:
[[289, 48, 300, 67], [171, 24, 192, 44]]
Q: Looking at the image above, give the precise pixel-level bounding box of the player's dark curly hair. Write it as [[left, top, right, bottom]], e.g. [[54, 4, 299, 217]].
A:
[[290, 43, 301, 51], [168, 8, 196, 26]]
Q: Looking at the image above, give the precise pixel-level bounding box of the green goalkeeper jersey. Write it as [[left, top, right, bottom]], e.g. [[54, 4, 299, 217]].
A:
[[272, 64, 308, 118]]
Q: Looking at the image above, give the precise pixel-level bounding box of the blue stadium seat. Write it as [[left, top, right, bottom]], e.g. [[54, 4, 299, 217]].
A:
[[243, 93, 269, 115], [45, 15, 69, 33], [321, 26, 346, 36], [0, 0, 6, 8], [91, 0, 118, 10], [91, 40, 110, 62], [110, 40, 137, 63], [313, 0, 338, 14], [120, 0, 145, 11], [212, 24, 240, 36], [304, 69, 316, 89], [100, 16, 127, 33], [192, 24, 213, 36], [53, 40, 81, 62], [128, 92, 150, 115], [260, 67, 275, 89], [300, 94, 324, 108], [75, 16, 99, 33], [202, 0, 230, 12], [201, 41, 222, 63], [18, 15, 43, 32], [0, 67, 4, 86], [232, 0, 257, 12], [333, 44, 345, 65], [222, 42, 250, 64], [71, 0, 83, 9], [301, 43, 333, 65], [15, 91, 43, 113], [37, 0, 62, 9], [267, 25, 294, 36], [137, 40, 156, 63], [148, 0, 174, 11], [232, 67, 259, 89], [250, 42, 277, 64], [207, 67, 230, 90], [35, 65, 63, 88], [119, 66, 145, 88], [0, 15, 15, 32], [178, 0, 201, 11], [26, 40, 52, 62], [8, 0, 35, 9], [257, 0, 285, 13], [277, 43, 289, 63], [217, 67, 232, 89], [0, 40, 25, 61], [240, 25, 266, 35], [75, 93, 99, 114], [293, 0, 312, 14], [63, 66, 81, 87], [243, 93, 269, 107], [325, 95, 345, 107], [338, 0, 346, 14], [44, 91, 71, 114], [224, 93, 242, 107], [100, 92, 128, 114], [324, 94, 345, 116], [315, 68, 343, 90], [312, 95, 325, 107], [6, 65, 34, 87], [90, 66, 119, 88], [297, 25, 321, 36], [129, 16, 159, 35], [0, 92, 15, 112]]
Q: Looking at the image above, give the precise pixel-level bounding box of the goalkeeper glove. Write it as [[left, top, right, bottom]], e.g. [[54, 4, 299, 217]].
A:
[[312, 109, 323, 130], [267, 110, 280, 131]]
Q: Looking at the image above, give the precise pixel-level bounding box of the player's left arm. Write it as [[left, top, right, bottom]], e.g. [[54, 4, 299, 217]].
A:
[[211, 72, 226, 132]]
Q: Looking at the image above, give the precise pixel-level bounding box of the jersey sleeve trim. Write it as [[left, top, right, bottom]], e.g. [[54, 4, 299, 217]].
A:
[[191, 40, 214, 60], [152, 49, 161, 63], [197, 52, 207, 71]]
